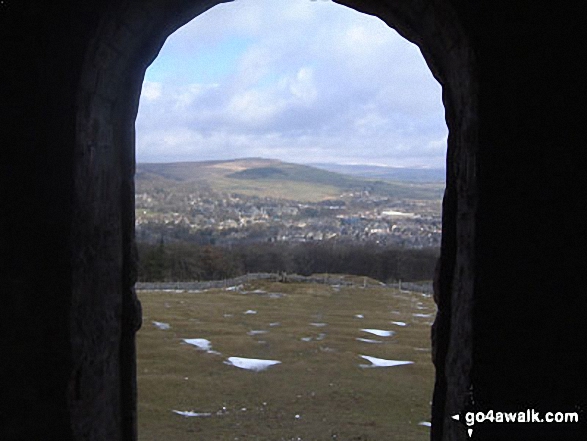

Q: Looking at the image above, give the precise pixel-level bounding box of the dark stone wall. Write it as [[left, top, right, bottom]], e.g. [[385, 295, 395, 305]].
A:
[[470, 3, 587, 440], [1, 1, 585, 440], [1, 2, 99, 439]]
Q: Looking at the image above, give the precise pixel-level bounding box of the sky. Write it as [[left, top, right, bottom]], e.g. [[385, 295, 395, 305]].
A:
[[135, 0, 447, 168]]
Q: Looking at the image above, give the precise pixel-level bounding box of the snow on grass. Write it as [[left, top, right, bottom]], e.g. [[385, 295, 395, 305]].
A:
[[356, 338, 383, 344], [413, 313, 434, 318], [247, 330, 268, 336], [172, 410, 212, 417], [419, 421, 432, 427], [310, 322, 327, 327], [244, 310, 257, 314], [267, 292, 286, 299], [355, 314, 364, 319], [302, 333, 326, 342], [183, 338, 219, 354], [359, 355, 414, 368], [361, 329, 395, 337], [391, 321, 407, 327], [152, 321, 170, 330], [224, 357, 281, 371]]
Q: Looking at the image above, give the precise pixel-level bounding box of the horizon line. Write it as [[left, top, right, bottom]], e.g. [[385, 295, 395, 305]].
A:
[[136, 156, 446, 169]]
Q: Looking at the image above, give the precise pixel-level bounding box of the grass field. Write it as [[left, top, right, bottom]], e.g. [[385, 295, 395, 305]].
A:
[[137, 280, 436, 440]]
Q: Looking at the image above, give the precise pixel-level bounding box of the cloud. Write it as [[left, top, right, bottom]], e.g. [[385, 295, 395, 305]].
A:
[[140, 81, 162, 101], [136, 0, 447, 168]]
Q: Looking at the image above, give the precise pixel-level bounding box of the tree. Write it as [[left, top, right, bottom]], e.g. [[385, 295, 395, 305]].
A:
[[139, 236, 167, 281]]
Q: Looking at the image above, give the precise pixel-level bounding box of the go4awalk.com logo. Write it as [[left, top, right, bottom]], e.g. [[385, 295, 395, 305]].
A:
[[451, 409, 581, 438]]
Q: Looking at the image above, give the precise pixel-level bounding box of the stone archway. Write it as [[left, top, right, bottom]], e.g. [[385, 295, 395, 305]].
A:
[[10, 2, 587, 441], [73, 1, 476, 439]]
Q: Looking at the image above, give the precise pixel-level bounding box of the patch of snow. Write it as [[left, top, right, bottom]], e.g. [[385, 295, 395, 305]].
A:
[[413, 313, 434, 318], [172, 410, 212, 417], [301, 337, 312, 342], [361, 329, 395, 337], [419, 421, 432, 427], [244, 310, 257, 314], [252, 289, 266, 294], [391, 321, 407, 327], [269, 322, 281, 327], [224, 357, 281, 371], [183, 338, 213, 352], [359, 355, 414, 368], [310, 322, 327, 327], [356, 338, 383, 344], [355, 314, 364, 319], [268, 292, 285, 298], [247, 330, 268, 336], [317, 333, 326, 341], [225, 285, 243, 291], [152, 321, 170, 330]]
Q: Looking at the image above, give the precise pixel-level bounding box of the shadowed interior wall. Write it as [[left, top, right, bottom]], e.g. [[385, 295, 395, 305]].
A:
[[1, 1, 585, 440]]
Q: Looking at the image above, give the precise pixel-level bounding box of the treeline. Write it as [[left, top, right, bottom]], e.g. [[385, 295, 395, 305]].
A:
[[137, 240, 438, 283]]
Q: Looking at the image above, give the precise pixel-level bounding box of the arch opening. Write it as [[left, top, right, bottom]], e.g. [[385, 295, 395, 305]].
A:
[[133, 1, 447, 439]]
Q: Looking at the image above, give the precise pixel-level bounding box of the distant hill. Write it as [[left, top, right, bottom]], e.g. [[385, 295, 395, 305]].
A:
[[309, 163, 446, 183], [136, 158, 444, 202]]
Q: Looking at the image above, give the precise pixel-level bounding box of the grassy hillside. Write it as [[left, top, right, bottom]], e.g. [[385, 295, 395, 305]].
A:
[[136, 158, 444, 202], [137, 280, 435, 441], [309, 163, 446, 183]]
